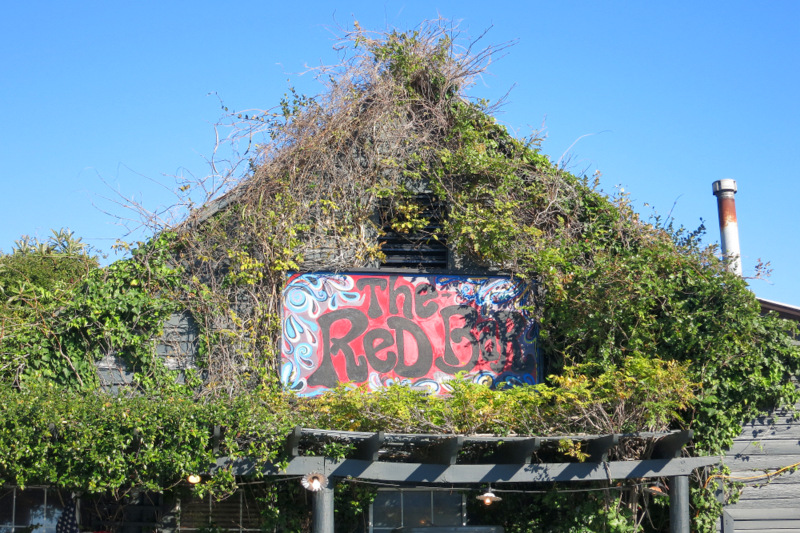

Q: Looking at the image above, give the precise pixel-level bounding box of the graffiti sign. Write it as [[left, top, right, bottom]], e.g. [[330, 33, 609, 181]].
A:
[[280, 272, 539, 395]]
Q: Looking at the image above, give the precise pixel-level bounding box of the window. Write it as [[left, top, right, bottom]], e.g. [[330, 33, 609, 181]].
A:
[[370, 489, 465, 532], [178, 489, 262, 532], [0, 488, 67, 533]]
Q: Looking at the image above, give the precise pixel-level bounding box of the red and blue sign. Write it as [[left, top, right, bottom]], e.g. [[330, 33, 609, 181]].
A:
[[280, 272, 539, 395]]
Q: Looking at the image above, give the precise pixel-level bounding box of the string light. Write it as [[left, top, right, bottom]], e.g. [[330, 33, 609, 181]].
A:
[[477, 487, 502, 506], [301, 472, 329, 492]]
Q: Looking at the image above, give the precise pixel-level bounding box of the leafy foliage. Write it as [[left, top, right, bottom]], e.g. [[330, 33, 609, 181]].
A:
[[1, 233, 183, 389], [0, 229, 97, 303], [298, 359, 694, 437], [0, 383, 294, 496], [0, 20, 798, 532], [473, 489, 639, 533]]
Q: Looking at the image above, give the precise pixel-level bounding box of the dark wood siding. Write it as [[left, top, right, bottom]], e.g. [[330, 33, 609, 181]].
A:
[[721, 380, 800, 530], [722, 303, 800, 530]]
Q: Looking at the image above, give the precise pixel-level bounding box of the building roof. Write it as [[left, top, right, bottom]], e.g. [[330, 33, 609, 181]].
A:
[[759, 298, 800, 324]]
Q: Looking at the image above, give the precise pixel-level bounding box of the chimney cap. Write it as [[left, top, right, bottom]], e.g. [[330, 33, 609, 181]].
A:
[[712, 179, 737, 195]]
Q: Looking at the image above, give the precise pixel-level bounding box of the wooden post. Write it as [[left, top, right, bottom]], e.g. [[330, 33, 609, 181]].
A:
[[669, 475, 690, 533]]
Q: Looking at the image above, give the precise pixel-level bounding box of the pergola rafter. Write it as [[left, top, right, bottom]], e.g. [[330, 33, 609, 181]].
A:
[[209, 427, 718, 533]]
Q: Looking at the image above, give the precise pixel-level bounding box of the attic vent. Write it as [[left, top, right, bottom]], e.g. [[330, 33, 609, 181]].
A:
[[378, 193, 448, 269]]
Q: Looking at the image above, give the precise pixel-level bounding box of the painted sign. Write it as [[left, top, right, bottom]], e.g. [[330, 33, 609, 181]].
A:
[[280, 272, 539, 395]]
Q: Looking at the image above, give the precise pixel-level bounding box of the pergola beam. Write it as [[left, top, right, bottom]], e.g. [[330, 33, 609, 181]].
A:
[[352, 431, 385, 461], [215, 455, 716, 483], [492, 438, 540, 464], [587, 434, 619, 462], [265, 427, 707, 533], [653, 430, 693, 459], [284, 426, 302, 457], [411, 436, 465, 465]]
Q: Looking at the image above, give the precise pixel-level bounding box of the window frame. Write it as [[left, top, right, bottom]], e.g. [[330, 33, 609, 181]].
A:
[[0, 487, 67, 533], [369, 488, 466, 533]]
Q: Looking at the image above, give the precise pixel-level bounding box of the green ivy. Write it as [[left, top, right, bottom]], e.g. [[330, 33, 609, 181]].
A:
[[1, 22, 799, 533], [1, 233, 185, 390]]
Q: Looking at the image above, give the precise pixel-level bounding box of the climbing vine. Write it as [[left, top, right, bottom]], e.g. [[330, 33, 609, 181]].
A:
[[0, 20, 798, 532], [1, 232, 185, 390]]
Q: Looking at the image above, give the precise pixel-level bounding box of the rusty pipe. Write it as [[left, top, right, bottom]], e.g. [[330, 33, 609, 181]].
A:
[[712, 179, 742, 276]]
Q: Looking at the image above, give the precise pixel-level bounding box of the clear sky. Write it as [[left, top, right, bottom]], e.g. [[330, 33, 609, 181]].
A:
[[2, 1, 798, 305]]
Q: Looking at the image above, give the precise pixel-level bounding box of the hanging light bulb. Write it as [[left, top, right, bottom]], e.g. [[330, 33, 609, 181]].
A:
[[301, 472, 329, 492], [476, 487, 502, 505], [187, 474, 201, 484]]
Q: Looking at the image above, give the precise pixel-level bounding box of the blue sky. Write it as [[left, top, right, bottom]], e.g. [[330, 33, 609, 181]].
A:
[[2, 1, 799, 305]]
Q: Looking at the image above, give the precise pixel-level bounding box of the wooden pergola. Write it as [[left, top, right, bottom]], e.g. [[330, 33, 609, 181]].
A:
[[211, 427, 716, 533]]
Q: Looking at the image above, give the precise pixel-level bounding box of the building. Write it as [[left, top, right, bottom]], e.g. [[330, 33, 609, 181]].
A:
[[718, 299, 800, 532], [3, 28, 797, 533]]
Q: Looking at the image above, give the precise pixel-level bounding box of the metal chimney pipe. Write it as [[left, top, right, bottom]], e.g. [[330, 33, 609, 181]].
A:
[[712, 179, 742, 276]]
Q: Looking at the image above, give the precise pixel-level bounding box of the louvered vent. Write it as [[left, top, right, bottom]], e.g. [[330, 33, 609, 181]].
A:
[[379, 193, 448, 269]]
